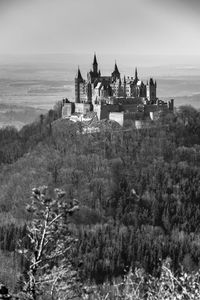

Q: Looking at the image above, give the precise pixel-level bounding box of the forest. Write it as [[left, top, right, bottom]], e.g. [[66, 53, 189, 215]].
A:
[[0, 102, 200, 297]]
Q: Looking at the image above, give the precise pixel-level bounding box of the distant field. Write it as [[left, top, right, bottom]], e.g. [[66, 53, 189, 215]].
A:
[[0, 104, 47, 129], [0, 54, 200, 128]]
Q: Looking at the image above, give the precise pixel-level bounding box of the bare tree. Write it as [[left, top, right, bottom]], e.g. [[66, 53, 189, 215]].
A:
[[18, 186, 80, 300]]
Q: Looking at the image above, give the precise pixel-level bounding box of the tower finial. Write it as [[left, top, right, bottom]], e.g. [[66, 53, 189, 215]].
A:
[[135, 67, 138, 80], [111, 60, 120, 81], [77, 66, 83, 81], [115, 60, 119, 71], [93, 53, 98, 74], [93, 53, 97, 65]]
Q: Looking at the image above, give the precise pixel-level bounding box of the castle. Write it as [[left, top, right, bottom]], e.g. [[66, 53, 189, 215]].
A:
[[62, 54, 174, 126], [75, 54, 157, 104]]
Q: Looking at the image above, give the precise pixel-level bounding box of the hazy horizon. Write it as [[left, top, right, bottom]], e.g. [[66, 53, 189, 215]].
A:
[[0, 0, 200, 127], [0, 53, 200, 111]]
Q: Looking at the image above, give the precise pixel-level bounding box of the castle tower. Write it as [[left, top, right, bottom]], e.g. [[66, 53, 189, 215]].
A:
[[93, 53, 98, 75], [111, 61, 120, 81], [86, 76, 92, 103], [75, 67, 84, 103], [123, 75, 126, 97], [146, 78, 157, 102], [135, 67, 138, 82]]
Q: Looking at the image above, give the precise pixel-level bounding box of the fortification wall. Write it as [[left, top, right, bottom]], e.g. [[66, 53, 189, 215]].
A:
[[75, 103, 91, 114], [94, 104, 120, 120], [62, 103, 75, 118]]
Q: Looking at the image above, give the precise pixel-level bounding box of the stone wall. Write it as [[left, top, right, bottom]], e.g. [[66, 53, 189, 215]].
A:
[[62, 103, 75, 118], [94, 104, 120, 120], [75, 103, 91, 114]]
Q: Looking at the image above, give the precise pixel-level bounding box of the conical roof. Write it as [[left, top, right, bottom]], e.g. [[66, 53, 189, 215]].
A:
[[135, 67, 138, 80], [93, 53, 98, 65], [114, 62, 120, 74], [112, 61, 120, 79], [76, 67, 83, 81]]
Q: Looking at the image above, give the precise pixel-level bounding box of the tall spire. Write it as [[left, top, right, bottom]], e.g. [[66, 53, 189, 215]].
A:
[[93, 53, 97, 65], [135, 67, 138, 81], [76, 66, 83, 81], [93, 53, 98, 74], [112, 60, 120, 81], [114, 60, 119, 73], [75, 66, 84, 103]]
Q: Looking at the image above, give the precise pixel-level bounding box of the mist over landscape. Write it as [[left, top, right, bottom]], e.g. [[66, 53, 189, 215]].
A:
[[1, 0, 200, 298], [0, 54, 200, 129]]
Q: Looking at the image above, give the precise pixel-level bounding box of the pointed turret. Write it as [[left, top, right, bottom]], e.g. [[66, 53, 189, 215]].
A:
[[93, 53, 97, 65], [112, 61, 120, 81], [114, 61, 119, 74], [76, 67, 83, 82], [149, 78, 154, 85], [75, 67, 84, 103], [147, 78, 157, 101], [93, 53, 98, 74], [135, 67, 138, 81], [123, 75, 127, 97]]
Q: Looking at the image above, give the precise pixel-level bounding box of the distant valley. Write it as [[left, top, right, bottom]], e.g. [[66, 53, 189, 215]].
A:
[[0, 103, 47, 129], [0, 54, 200, 128]]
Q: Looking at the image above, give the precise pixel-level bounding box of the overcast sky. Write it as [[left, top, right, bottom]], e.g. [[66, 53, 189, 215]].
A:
[[0, 0, 200, 56]]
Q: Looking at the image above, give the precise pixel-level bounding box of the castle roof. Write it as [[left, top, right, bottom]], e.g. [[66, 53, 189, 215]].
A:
[[93, 53, 98, 65], [135, 67, 138, 81], [95, 78, 112, 91], [149, 78, 154, 85], [100, 76, 111, 81], [111, 61, 120, 80], [76, 67, 84, 82], [114, 62, 120, 74]]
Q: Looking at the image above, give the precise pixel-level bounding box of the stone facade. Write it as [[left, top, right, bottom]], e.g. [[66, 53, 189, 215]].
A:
[[75, 54, 157, 105], [62, 54, 174, 126]]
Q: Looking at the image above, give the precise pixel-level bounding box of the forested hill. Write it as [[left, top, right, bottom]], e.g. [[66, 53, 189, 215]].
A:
[[0, 102, 62, 165], [1, 104, 200, 289]]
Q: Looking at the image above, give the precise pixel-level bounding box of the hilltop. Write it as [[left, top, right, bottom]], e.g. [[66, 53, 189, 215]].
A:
[[0, 104, 200, 298]]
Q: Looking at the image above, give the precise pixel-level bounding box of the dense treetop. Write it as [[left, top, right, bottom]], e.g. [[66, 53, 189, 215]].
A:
[[1, 104, 200, 289]]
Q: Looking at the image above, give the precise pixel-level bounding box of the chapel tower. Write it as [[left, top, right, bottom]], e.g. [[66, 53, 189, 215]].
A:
[[146, 78, 157, 101], [93, 53, 98, 75], [75, 67, 84, 103]]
